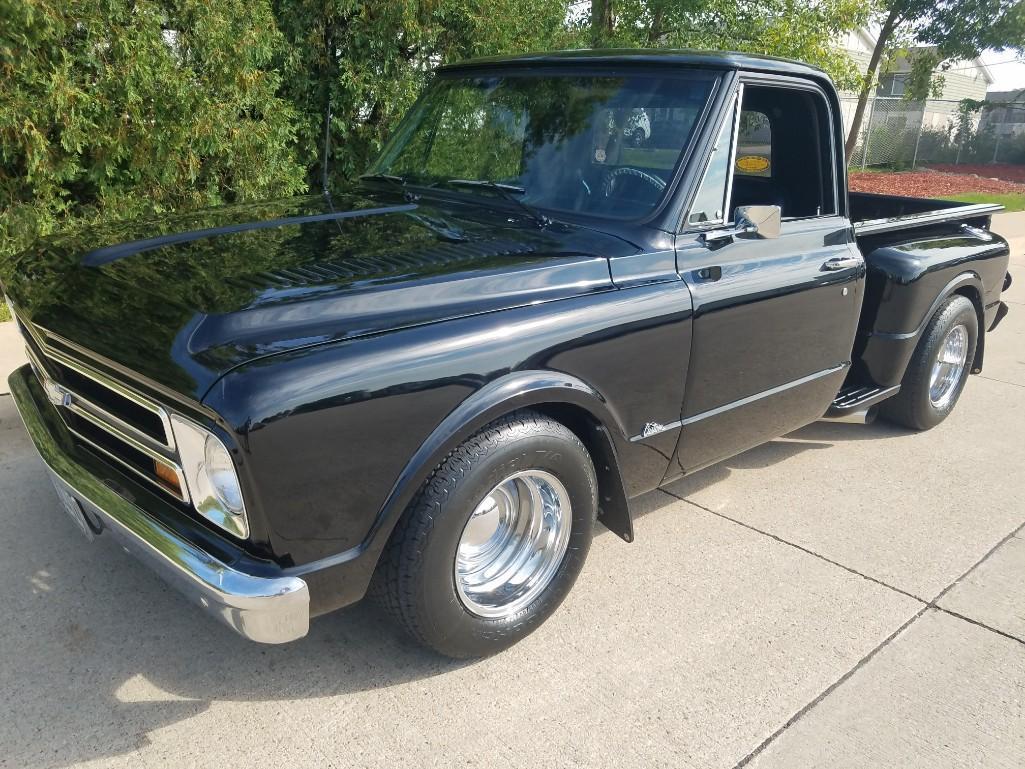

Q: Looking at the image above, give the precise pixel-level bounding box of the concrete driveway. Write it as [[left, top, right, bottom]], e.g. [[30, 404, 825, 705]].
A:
[[1, 214, 1023, 769]]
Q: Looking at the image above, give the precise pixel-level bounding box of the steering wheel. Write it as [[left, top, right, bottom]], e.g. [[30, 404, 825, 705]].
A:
[[601, 167, 666, 199]]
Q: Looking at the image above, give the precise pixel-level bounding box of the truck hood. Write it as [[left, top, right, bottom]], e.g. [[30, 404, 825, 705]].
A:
[[2, 191, 629, 401]]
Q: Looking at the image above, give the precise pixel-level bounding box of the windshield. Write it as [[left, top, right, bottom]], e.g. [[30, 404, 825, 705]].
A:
[[370, 69, 719, 220]]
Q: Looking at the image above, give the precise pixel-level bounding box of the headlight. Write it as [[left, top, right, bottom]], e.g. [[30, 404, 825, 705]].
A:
[[205, 435, 244, 513], [170, 415, 249, 538]]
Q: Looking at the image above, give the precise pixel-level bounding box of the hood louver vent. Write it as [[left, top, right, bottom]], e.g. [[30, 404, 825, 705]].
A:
[[227, 239, 537, 291]]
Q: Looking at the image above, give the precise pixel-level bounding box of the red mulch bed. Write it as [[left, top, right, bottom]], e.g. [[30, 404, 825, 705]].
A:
[[926, 163, 1025, 185], [848, 169, 1025, 197]]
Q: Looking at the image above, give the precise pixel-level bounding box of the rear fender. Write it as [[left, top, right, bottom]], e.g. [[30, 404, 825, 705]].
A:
[[856, 228, 1009, 387], [859, 269, 988, 387]]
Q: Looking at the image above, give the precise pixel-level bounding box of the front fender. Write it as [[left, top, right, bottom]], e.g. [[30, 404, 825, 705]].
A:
[[361, 370, 635, 558], [209, 280, 692, 613]]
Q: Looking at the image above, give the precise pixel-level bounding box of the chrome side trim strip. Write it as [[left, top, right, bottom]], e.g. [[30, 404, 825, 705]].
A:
[[629, 419, 682, 442], [631, 364, 848, 442], [680, 365, 846, 426]]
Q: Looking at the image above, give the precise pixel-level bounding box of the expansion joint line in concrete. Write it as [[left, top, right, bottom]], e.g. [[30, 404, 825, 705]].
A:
[[653, 489, 1025, 768]]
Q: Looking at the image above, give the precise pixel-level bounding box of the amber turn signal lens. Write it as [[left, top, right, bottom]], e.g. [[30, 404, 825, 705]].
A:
[[154, 461, 181, 494]]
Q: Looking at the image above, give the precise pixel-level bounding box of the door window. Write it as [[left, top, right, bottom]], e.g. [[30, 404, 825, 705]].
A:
[[728, 85, 837, 219], [685, 83, 838, 227]]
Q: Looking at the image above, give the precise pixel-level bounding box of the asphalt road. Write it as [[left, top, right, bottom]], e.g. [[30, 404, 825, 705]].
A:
[[1, 214, 1023, 769]]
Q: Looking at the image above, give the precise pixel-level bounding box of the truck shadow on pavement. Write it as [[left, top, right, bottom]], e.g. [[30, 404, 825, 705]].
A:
[[610, 418, 915, 533], [5, 529, 473, 767], [0, 395, 914, 769], [0, 395, 474, 768]]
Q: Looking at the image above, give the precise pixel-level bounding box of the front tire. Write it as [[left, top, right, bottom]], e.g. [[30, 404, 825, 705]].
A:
[[882, 294, 978, 430], [373, 411, 597, 658]]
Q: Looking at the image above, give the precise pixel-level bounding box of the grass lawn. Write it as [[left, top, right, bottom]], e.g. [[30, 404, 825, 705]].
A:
[[0, 302, 9, 323], [938, 192, 1025, 212]]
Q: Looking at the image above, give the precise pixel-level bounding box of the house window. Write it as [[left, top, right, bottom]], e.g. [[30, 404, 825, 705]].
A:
[[878, 74, 907, 97]]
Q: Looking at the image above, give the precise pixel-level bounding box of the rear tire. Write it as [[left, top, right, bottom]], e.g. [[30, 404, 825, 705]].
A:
[[372, 410, 597, 659], [881, 294, 978, 430]]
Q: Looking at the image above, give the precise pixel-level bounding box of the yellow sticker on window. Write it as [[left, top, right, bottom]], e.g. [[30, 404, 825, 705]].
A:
[[736, 155, 770, 172]]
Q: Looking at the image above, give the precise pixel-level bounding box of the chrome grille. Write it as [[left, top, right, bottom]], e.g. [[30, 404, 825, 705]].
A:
[[14, 313, 189, 503]]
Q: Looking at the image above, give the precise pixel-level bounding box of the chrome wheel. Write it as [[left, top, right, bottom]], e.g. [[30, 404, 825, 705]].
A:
[[454, 470, 572, 619], [929, 324, 969, 409]]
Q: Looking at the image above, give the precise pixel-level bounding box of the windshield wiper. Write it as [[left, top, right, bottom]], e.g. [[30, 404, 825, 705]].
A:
[[358, 172, 421, 202], [443, 179, 551, 229]]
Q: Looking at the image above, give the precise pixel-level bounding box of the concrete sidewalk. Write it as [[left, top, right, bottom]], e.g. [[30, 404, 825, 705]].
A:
[[0, 319, 25, 395], [0, 213, 1021, 768]]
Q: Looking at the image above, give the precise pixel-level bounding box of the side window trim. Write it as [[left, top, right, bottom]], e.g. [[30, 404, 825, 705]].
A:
[[684, 86, 742, 228], [721, 83, 744, 224], [733, 78, 841, 222], [681, 75, 846, 233]]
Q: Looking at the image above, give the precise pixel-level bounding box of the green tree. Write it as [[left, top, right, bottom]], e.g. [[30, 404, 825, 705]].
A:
[[0, 0, 875, 323], [0, 0, 307, 260], [583, 0, 871, 91], [273, 0, 572, 189], [844, 0, 1025, 157]]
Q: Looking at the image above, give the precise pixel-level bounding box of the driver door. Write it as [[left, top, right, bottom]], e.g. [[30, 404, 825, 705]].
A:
[[669, 80, 864, 477]]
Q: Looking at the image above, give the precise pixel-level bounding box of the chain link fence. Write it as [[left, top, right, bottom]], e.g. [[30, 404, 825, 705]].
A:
[[840, 95, 1025, 170]]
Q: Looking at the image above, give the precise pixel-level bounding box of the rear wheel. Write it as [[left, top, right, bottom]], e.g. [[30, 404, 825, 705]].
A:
[[881, 294, 978, 430], [372, 411, 597, 658]]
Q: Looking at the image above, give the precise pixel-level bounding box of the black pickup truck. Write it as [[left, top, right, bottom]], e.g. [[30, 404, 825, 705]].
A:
[[3, 50, 1012, 658]]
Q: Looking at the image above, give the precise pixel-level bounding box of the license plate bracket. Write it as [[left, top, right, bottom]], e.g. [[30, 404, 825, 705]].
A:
[[50, 478, 95, 541]]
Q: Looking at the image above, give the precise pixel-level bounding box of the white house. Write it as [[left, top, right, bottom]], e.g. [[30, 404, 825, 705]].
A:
[[980, 89, 1025, 138], [836, 29, 995, 136]]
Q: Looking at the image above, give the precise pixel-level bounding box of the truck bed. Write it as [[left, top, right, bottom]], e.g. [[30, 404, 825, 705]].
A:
[[851, 191, 1003, 236], [845, 190, 1010, 399]]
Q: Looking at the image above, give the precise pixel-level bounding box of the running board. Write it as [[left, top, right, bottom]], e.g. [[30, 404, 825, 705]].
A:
[[820, 384, 901, 424]]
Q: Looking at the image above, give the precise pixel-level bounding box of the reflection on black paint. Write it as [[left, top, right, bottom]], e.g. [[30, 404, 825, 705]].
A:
[[2, 189, 635, 399]]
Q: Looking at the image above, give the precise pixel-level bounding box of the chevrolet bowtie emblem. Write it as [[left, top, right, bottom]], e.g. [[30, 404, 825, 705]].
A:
[[44, 380, 72, 409]]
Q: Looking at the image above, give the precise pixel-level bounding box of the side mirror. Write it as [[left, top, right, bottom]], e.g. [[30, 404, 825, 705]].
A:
[[735, 205, 781, 239]]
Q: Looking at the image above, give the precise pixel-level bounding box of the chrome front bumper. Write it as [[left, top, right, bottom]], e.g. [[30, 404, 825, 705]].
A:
[[8, 365, 310, 644]]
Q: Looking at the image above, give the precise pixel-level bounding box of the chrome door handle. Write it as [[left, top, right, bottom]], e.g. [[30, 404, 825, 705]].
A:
[[821, 256, 863, 271]]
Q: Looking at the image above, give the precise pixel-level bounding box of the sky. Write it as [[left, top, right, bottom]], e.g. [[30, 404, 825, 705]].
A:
[[981, 51, 1025, 93]]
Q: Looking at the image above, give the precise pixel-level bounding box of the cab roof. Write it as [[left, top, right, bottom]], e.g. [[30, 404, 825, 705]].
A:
[[439, 48, 831, 84]]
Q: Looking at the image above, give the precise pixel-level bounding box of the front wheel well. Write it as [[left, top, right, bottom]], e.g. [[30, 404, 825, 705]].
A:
[[532, 402, 634, 543]]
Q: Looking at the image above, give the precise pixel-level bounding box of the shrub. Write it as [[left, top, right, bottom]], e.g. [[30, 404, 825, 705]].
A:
[[0, 0, 308, 260]]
